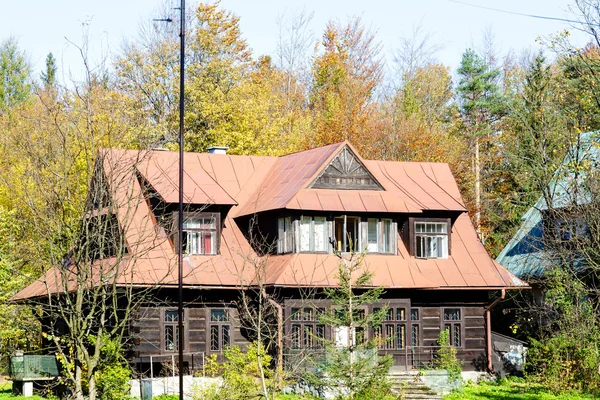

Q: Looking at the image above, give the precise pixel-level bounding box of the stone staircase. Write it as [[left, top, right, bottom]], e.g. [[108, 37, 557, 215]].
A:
[[388, 370, 443, 400]]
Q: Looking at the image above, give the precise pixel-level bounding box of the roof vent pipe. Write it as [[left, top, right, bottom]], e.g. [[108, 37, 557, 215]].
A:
[[207, 146, 228, 155]]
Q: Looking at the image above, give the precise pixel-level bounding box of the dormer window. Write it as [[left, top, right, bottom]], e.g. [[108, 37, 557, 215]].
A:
[[277, 215, 397, 255], [411, 218, 450, 259], [299, 216, 328, 252], [334, 216, 360, 253], [367, 218, 394, 253], [277, 217, 294, 253], [175, 212, 220, 255]]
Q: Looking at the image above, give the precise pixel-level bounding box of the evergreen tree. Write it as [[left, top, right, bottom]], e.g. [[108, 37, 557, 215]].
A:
[[40, 52, 57, 88], [456, 48, 504, 241], [307, 250, 392, 400], [0, 38, 30, 112]]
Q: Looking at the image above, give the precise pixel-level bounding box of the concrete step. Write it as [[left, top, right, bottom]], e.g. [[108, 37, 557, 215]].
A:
[[397, 395, 442, 400], [389, 372, 442, 400]]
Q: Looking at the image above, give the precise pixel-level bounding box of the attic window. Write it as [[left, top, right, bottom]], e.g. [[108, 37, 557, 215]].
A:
[[299, 216, 328, 252], [174, 212, 220, 255], [411, 218, 450, 259], [277, 217, 294, 254]]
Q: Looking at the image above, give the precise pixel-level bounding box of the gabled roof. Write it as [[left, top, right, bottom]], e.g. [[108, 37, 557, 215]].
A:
[[236, 142, 465, 216], [13, 142, 526, 301], [497, 132, 600, 278]]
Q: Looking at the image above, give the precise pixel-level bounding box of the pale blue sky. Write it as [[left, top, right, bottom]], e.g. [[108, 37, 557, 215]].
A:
[[0, 0, 589, 82]]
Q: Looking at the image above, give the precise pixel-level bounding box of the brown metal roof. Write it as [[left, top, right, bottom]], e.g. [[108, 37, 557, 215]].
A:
[[12, 143, 527, 302]]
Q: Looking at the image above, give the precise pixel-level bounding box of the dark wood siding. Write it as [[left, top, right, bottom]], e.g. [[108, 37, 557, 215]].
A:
[[132, 307, 161, 355], [131, 305, 251, 358], [187, 307, 206, 353]]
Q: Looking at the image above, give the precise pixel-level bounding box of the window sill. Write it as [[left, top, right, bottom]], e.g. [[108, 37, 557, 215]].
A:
[[415, 256, 449, 260]]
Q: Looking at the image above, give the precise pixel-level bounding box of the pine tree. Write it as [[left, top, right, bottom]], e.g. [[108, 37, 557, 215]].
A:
[[40, 52, 57, 88], [456, 48, 504, 240], [308, 250, 393, 400], [0, 38, 31, 113]]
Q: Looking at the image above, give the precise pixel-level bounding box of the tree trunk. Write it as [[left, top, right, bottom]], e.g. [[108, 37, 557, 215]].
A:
[[88, 373, 97, 400], [474, 138, 482, 242], [75, 363, 85, 400]]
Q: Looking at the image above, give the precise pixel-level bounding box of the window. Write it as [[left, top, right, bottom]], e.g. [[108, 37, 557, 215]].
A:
[[374, 307, 407, 350], [163, 310, 182, 352], [442, 308, 462, 347], [334, 216, 359, 252], [277, 215, 396, 254], [556, 218, 588, 241], [277, 217, 294, 254], [413, 219, 450, 259], [290, 307, 326, 349], [299, 216, 328, 252], [177, 212, 220, 255], [209, 309, 231, 352], [410, 308, 421, 347], [367, 218, 394, 253]]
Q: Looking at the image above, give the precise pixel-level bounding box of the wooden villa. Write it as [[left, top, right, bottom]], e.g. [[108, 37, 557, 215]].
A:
[[13, 142, 527, 375]]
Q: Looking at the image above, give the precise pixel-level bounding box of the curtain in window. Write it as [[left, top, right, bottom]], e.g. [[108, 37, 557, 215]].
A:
[[299, 217, 311, 252], [314, 217, 327, 252]]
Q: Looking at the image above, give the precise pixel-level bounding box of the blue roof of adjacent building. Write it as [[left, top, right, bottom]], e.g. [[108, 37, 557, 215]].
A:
[[496, 131, 600, 278]]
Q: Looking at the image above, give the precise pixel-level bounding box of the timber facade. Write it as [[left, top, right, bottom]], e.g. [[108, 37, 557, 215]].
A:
[[15, 142, 527, 374]]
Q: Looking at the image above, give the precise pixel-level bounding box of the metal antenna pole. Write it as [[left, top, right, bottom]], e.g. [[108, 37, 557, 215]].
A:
[[177, 0, 185, 398]]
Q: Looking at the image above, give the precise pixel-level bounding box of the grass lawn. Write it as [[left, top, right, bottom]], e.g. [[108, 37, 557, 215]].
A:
[[0, 382, 48, 400], [444, 378, 596, 400]]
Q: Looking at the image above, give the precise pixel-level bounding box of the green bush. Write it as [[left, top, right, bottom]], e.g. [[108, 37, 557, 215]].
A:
[[433, 329, 462, 381], [94, 336, 131, 400], [153, 395, 180, 400], [192, 342, 275, 400], [95, 363, 131, 400]]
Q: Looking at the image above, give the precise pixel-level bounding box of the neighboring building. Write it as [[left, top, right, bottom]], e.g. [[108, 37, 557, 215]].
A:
[[14, 142, 526, 374], [496, 131, 600, 282]]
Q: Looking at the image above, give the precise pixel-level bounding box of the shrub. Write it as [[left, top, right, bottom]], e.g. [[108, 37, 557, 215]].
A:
[[95, 363, 131, 400], [192, 342, 275, 400], [434, 329, 462, 381], [94, 336, 131, 400]]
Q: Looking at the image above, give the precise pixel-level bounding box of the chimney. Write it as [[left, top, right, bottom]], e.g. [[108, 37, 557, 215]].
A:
[[207, 146, 228, 155]]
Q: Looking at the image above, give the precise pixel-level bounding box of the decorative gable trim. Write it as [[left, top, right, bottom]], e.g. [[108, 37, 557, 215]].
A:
[[309, 145, 384, 190]]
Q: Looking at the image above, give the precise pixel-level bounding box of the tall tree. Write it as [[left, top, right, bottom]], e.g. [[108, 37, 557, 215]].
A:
[[184, 1, 253, 152], [456, 48, 504, 240], [307, 251, 392, 399], [40, 52, 57, 88], [0, 38, 30, 113], [307, 17, 383, 153]]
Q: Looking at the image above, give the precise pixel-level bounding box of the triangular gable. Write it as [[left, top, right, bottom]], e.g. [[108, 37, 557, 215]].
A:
[[309, 144, 384, 191]]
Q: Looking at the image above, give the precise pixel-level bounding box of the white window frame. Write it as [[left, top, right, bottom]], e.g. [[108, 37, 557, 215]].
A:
[[366, 218, 395, 254], [174, 212, 220, 255], [277, 216, 294, 254], [299, 216, 328, 253], [412, 219, 450, 259]]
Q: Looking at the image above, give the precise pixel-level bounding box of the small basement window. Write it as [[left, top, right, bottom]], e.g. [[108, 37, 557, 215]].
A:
[[412, 219, 450, 259]]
